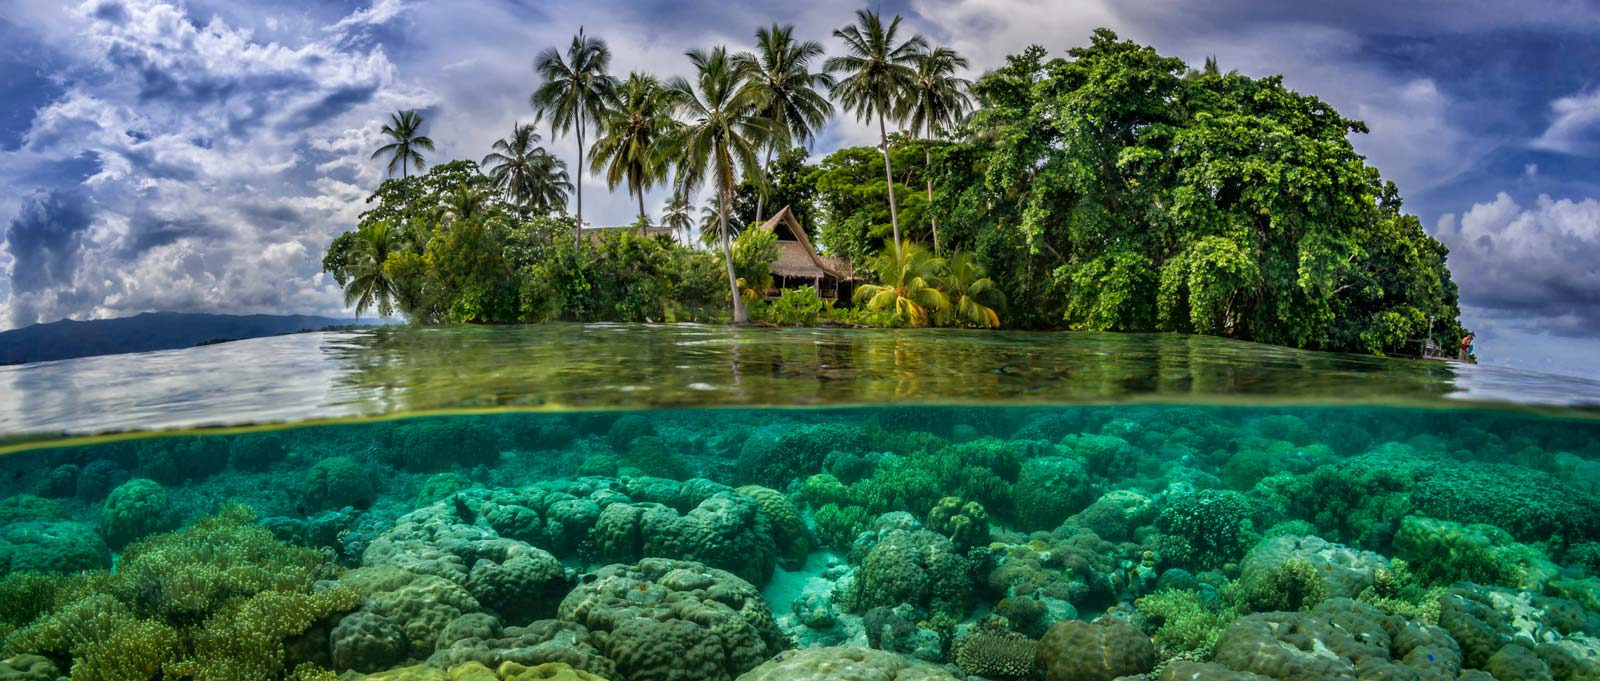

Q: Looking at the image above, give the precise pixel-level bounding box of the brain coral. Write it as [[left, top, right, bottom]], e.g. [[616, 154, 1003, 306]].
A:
[[736, 646, 961, 681], [849, 525, 972, 619], [427, 619, 617, 679], [1209, 598, 1464, 680], [341, 566, 483, 659], [736, 485, 813, 570], [591, 492, 778, 586], [558, 558, 787, 681], [1036, 617, 1155, 681], [330, 610, 409, 673]]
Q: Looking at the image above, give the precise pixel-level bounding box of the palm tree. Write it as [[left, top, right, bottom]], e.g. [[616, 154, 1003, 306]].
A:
[[901, 45, 971, 253], [526, 148, 574, 214], [370, 110, 435, 180], [662, 192, 694, 242], [734, 24, 834, 223], [854, 239, 948, 326], [590, 72, 677, 231], [435, 183, 491, 225], [345, 221, 400, 320], [483, 123, 565, 217], [531, 27, 617, 228], [826, 9, 926, 261], [663, 46, 775, 323], [941, 251, 1003, 328], [697, 196, 727, 248]]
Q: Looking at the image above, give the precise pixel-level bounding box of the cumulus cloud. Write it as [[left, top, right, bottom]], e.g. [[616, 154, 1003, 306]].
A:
[[1435, 192, 1600, 336], [0, 0, 433, 328]]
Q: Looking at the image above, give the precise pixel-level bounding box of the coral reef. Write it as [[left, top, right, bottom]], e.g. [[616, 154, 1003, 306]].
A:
[[99, 477, 178, 549], [557, 558, 787, 681], [1036, 617, 1156, 681]]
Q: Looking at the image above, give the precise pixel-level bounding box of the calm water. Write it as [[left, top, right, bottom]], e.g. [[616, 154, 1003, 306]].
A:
[[1, 325, 1597, 680]]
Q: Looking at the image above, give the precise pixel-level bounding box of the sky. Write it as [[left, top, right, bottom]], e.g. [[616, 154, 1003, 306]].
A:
[[0, 0, 1598, 378]]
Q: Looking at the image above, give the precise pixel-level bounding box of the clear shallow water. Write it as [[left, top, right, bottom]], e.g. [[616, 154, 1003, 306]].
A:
[[1, 326, 1599, 680], [3, 323, 1599, 440]]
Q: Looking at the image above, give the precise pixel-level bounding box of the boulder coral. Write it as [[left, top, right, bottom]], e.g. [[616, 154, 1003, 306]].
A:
[[848, 516, 973, 619], [736, 646, 961, 681], [299, 456, 377, 512], [99, 477, 178, 549], [1036, 617, 1156, 681], [557, 558, 788, 681], [1014, 457, 1094, 531]]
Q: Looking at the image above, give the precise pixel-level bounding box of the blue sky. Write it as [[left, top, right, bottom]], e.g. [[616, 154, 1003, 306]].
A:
[[0, 0, 1598, 377]]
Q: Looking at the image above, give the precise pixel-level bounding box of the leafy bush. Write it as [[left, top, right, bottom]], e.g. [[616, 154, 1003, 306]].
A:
[[765, 286, 825, 325]]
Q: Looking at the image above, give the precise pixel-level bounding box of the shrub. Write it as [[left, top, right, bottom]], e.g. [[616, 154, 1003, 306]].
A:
[[765, 286, 826, 326]]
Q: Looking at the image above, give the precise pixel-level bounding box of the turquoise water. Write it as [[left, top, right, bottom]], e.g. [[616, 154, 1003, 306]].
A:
[[1, 325, 1598, 680]]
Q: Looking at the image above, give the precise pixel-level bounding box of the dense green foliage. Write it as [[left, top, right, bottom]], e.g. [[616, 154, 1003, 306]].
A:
[[921, 34, 1467, 352], [326, 24, 1468, 355]]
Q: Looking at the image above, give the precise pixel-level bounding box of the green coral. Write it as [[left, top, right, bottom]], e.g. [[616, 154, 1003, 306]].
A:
[[953, 624, 1037, 679], [737, 422, 867, 488], [1156, 490, 1260, 571], [229, 433, 288, 471], [395, 419, 501, 471], [414, 473, 475, 508], [618, 436, 687, 479], [299, 456, 376, 512], [1135, 589, 1238, 658], [1391, 515, 1559, 590], [3, 506, 354, 681], [604, 414, 657, 452], [1014, 457, 1093, 531], [100, 478, 178, 549], [0, 496, 65, 525], [813, 503, 871, 549], [1066, 433, 1141, 479], [1239, 556, 1327, 613], [926, 497, 990, 552]]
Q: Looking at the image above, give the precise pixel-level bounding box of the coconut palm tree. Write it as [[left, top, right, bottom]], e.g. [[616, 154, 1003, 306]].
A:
[[345, 220, 400, 320], [826, 9, 926, 261], [900, 45, 971, 253], [526, 148, 574, 214], [483, 123, 566, 217], [697, 196, 727, 248], [531, 27, 617, 228], [855, 239, 948, 326], [734, 24, 834, 223], [435, 183, 491, 225], [590, 72, 678, 231], [941, 251, 1003, 328], [663, 46, 775, 323], [662, 192, 694, 241], [370, 110, 435, 180]]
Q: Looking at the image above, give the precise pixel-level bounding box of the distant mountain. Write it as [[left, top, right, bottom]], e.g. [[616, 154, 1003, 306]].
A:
[[0, 312, 381, 365]]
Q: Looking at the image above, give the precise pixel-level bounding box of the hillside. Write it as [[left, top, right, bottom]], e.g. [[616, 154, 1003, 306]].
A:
[[0, 312, 373, 365]]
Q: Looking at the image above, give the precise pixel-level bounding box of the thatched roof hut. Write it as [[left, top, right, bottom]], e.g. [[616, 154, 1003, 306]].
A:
[[756, 207, 860, 300]]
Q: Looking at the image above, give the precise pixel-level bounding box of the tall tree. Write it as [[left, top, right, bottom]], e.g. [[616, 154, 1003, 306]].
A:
[[901, 45, 971, 253], [826, 9, 926, 261], [483, 123, 569, 217], [663, 46, 775, 324], [531, 27, 617, 228], [662, 192, 694, 241], [371, 110, 435, 180], [370, 110, 436, 249], [590, 72, 678, 231], [734, 24, 834, 223], [344, 220, 400, 320]]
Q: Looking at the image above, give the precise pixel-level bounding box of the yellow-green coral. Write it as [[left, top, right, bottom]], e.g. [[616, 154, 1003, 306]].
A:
[[2, 506, 355, 681], [1240, 556, 1327, 613], [1134, 589, 1238, 659]]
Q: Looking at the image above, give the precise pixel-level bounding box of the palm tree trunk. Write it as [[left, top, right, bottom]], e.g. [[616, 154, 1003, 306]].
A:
[[878, 114, 902, 261], [754, 146, 773, 223], [926, 147, 939, 254], [574, 114, 585, 233], [638, 188, 647, 236], [720, 185, 748, 324]]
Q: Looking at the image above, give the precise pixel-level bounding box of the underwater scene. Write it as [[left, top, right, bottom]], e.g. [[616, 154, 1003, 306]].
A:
[[3, 326, 1600, 681], [3, 402, 1600, 681]]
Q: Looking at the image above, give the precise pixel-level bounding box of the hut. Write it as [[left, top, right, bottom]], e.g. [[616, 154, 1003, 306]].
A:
[[756, 206, 860, 301]]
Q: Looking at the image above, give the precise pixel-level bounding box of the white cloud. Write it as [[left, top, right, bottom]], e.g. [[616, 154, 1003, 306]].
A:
[[1531, 88, 1600, 155], [1435, 192, 1600, 336]]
